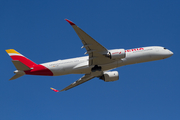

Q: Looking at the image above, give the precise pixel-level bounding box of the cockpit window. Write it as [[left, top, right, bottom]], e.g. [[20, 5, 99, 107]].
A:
[[164, 47, 167, 49]]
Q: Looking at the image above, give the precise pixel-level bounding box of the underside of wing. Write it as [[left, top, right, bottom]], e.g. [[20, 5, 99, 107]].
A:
[[51, 74, 95, 92], [65, 19, 114, 65]]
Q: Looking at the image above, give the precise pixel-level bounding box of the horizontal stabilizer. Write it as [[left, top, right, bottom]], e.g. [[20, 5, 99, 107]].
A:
[[12, 60, 31, 71], [9, 73, 24, 80]]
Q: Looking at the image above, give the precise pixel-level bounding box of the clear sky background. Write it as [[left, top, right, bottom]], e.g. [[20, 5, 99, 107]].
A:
[[1, 0, 180, 120]]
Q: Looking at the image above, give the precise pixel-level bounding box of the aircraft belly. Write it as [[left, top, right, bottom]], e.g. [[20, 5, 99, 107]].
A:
[[72, 66, 92, 74], [101, 61, 118, 71], [52, 65, 76, 76]]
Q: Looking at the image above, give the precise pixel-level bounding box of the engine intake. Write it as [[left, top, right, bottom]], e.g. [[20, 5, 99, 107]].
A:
[[107, 49, 126, 59], [99, 71, 119, 82]]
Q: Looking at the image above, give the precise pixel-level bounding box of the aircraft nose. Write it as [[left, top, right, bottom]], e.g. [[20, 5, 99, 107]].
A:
[[166, 50, 173, 58], [168, 50, 173, 56]]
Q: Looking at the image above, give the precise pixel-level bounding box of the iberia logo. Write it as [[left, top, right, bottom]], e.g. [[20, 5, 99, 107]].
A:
[[125, 48, 144, 52]]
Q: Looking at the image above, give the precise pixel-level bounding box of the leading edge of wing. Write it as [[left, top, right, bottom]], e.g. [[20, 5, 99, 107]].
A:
[[65, 19, 110, 65], [64, 19, 108, 53], [51, 74, 95, 92]]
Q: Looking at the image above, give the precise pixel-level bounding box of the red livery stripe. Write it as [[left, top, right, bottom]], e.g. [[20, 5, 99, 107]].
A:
[[10, 55, 37, 68], [25, 64, 53, 76]]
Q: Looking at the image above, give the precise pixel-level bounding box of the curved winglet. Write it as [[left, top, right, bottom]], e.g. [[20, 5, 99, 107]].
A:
[[65, 19, 75, 25], [50, 87, 59, 92]]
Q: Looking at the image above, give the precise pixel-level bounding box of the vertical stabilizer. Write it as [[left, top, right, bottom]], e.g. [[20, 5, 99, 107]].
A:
[[11, 60, 31, 70], [6, 49, 37, 80], [6, 49, 37, 68]]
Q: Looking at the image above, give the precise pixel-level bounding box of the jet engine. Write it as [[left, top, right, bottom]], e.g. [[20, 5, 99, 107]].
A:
[[99, 71, 119, 82], [106, 49, 126, 59]]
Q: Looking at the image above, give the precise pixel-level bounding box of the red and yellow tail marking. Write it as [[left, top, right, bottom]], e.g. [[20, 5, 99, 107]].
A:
[[6, 49, 37, 68], [6, 49, 54, 76], [6, 49, 21, 55]]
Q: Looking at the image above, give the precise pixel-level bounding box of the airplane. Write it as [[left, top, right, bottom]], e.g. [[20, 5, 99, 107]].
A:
[[6, 19, 173, 92]]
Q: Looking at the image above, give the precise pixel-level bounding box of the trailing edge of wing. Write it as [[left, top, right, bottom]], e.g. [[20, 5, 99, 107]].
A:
[[60, 74, 95, 92]]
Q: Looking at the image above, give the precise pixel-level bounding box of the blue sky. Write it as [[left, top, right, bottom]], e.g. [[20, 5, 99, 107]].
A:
[[1, 0, 180, 120]]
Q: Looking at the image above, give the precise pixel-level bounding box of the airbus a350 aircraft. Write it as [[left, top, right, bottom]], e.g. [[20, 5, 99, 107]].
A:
[[6, 19, 173, 92]]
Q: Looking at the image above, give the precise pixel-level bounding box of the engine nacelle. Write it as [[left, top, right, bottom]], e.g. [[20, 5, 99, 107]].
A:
[[107, 49, 126, 59], [99, 71, 119, 82]]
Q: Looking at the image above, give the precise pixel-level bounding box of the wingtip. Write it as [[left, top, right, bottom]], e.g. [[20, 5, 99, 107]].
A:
[[65, 19, 75, 25], [50, 87, 59, 92]]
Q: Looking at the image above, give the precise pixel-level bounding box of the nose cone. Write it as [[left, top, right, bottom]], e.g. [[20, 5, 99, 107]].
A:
[[164, 50, 173, 58], [168, 50, 173, 57], [169, 50, 173, 56]]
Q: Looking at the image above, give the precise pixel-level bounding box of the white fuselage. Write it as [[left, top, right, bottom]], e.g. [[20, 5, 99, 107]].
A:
[[6, 19, 174, 91], [42, 46, 173, 76]]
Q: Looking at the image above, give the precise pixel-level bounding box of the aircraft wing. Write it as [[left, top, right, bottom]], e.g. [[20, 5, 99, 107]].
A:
[[65, 19, 113, 65], [51, 74, 95, 92]]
